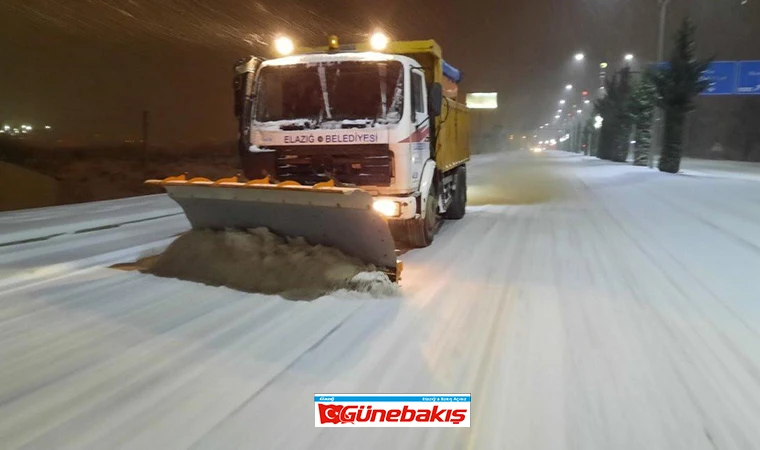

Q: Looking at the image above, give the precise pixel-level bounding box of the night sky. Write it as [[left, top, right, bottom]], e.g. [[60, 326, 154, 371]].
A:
[[1, 0, 758, 146]]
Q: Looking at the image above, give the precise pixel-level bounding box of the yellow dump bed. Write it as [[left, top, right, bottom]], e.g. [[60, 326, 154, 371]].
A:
[[386, 40, 470, 173]]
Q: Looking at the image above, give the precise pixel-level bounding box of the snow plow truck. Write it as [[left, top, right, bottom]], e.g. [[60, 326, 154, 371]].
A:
[[146, 35, 470, 282]]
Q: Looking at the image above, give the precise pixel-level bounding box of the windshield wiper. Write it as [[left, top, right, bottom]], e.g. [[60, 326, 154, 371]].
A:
[[280, 123, 306, 131], [341, 121, 369, 129]]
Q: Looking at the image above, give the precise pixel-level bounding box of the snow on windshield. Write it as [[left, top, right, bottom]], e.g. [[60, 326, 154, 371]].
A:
[[253, 61, 404, 126]]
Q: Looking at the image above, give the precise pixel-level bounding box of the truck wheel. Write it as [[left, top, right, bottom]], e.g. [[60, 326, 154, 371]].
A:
[[444, 167, 467, 220], [396, 188, 438, 248]]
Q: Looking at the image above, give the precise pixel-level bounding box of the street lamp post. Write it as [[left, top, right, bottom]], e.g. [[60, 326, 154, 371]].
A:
[[657, 0, 672, 65], [650, 0, 672, 168]]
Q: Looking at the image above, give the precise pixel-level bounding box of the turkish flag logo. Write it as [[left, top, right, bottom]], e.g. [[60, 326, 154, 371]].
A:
[[318, 404, 347, 424]]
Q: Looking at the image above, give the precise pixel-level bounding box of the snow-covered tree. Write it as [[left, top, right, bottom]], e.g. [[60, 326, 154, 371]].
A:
[[630, 74, 657, 166], [650, 18, 712, 173], [594, 68, 633, 162]]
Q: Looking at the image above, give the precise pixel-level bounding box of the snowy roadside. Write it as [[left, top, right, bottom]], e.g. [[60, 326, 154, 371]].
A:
[[541, 150, 760, 182]]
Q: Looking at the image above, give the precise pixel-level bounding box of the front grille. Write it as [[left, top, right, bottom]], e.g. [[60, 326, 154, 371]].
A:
[[271, 144, 393, 186]]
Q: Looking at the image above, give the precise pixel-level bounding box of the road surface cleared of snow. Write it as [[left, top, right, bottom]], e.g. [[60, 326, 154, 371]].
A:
[[2, 150, 760, 449]]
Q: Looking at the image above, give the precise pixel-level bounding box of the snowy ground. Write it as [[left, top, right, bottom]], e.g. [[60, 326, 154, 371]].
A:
[[2, 150, 760, 449]]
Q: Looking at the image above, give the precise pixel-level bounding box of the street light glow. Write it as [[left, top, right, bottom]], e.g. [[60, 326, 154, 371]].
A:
[[559, 100, 566, 105], [625, 54, 634, 61], [584, 99, 591, 104], [574, 53, 585, 61], [577, 109, 582, 114], [565, 84, 573, 90], [600, 62, 609, 69], [555, 115, 561, 119]]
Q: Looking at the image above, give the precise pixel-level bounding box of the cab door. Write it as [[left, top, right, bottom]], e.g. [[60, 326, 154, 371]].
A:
[[409, 68, 431, 185]]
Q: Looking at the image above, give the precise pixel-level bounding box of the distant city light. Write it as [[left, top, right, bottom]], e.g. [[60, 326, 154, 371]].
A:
[[2, 125, 9, 131], [45, 125, 52, 130]]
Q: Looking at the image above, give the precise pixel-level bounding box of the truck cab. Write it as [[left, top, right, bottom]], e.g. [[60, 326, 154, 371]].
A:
[[234, 37, 470, 247]]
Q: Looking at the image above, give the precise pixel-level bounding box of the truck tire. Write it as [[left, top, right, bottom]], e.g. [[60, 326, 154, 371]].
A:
[[393, 188, 438, 248], [444, 166, 467, 220]]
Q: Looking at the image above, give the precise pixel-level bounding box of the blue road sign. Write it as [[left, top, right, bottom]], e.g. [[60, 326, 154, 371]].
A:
[[736, 61, 760, 95], [699, 61, 737, 96]]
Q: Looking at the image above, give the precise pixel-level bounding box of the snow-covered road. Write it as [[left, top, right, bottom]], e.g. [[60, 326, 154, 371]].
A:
[[2, 151, 760, 449]]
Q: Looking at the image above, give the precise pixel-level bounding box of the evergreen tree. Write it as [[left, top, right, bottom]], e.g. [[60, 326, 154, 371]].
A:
[[594, 77, 617, 161], [582, 117, 594, 156], [650, 18, 712, 173], [574, 122, 584, 153], [630, 73, 657, 166], [611, 68, 634, 163], [594, 68, 633, 162]]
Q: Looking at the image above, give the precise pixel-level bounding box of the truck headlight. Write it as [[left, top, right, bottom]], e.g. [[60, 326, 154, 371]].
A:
[[373, 199, 401, 217], [370, 32, 389, 51]]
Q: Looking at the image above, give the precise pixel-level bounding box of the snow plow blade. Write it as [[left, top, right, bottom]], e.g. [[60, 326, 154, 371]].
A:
[[146, 175, 401, 281]]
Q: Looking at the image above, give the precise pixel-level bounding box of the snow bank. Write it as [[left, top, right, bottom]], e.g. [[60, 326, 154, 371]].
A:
[[146, 228, 399, 300]]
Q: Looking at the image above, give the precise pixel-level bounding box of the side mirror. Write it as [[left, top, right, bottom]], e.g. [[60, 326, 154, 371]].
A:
[[233, 56, 263, 118], [428, 82, 443, 117], [233, 73, 246, 118]]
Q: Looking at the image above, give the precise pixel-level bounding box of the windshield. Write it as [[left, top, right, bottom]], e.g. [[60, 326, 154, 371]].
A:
[[254, 60, 404, 126]]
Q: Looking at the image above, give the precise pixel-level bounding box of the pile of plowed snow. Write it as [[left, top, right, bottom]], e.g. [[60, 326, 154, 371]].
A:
[[146, 228, 399, 300]]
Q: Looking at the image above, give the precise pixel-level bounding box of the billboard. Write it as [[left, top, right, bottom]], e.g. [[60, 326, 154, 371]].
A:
[[466, 93, 498, 109]]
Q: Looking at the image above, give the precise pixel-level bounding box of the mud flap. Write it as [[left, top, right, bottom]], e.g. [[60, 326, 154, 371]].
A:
[[146, 176, 401, 280]]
